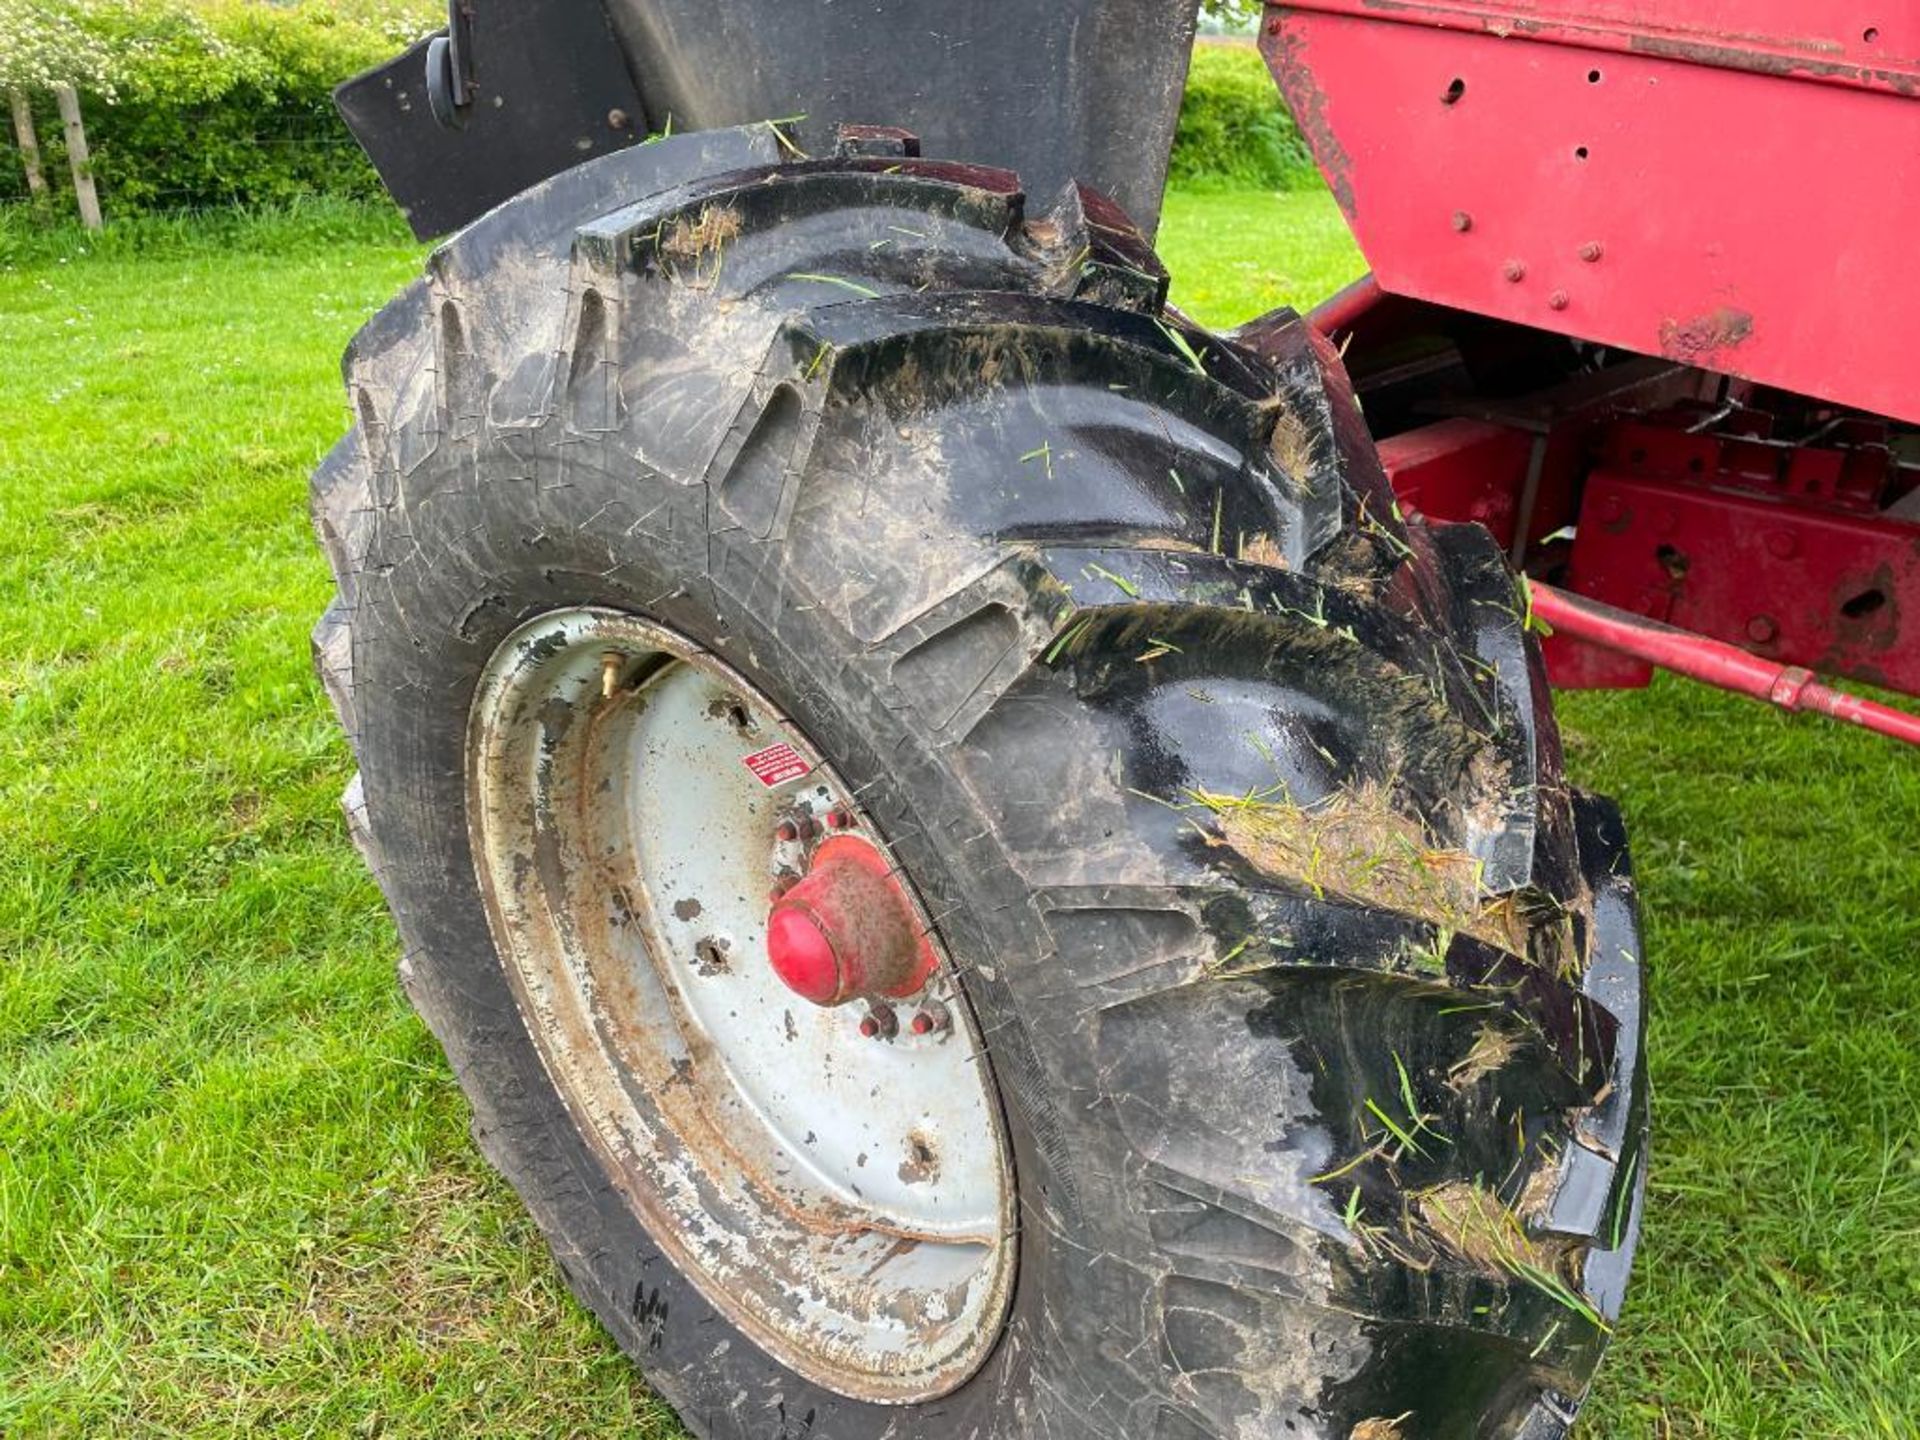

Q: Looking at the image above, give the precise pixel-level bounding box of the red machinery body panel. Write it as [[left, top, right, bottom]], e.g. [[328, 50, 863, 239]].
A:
[[1558, 419, 1920, 692], [1265, 2, 1920, 425]]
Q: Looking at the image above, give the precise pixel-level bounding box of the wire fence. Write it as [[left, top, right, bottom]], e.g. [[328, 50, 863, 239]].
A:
[[3, 101, 380, 213]]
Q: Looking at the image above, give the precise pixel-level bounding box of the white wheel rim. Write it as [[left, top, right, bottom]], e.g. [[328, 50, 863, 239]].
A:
[[465, 608, 1016, 1402]]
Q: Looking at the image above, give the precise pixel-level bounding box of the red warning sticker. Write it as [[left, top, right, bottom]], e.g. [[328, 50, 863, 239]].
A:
[[742, 741, 813, 788]]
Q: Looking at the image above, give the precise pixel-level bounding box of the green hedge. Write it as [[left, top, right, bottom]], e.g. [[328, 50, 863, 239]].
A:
[[1171, 40, 1318, 192], [2, 13, 1316, 217], [0, 1, 437, 211]]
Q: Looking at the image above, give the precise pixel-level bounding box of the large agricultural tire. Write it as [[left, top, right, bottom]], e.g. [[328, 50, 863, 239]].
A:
[[312, 125, 1648, 1439]]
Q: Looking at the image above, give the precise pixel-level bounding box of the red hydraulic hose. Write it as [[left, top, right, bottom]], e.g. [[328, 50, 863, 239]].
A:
[[1530, 583, 1920, 748]]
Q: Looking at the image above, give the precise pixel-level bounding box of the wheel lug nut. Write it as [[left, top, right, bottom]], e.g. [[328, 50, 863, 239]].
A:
[[827, 806, 853, 830], [859, 1003, 898, 1040], [776, 810, 820, 841], [909, 1002, 950, 1037]]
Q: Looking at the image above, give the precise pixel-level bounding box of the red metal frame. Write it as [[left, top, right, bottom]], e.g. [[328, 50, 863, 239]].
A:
[[1267, 0, 1920, 734], [1374, 357, 1716, 560], [1376, 387, 1920, 699], [1264, 1, 1920, 424], [1273, 3, 1920, 95], [1378, 419, 1535, 551], [1554, 419, 1920, 694], [1533, 584, 1920, 746]]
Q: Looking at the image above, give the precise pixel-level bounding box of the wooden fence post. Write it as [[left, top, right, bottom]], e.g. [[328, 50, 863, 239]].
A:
[[8, 89, 47, 198], [53, 84, 102, 230]]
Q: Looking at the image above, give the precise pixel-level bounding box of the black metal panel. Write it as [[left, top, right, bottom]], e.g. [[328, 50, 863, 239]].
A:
[[339, 0, 1201, 241], [603, 0, 1200, 237], [334, 2, 645, 240]]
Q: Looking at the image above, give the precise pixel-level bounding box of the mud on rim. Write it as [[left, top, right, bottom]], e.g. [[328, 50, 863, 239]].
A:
[[464, 607, 1017, 1403]]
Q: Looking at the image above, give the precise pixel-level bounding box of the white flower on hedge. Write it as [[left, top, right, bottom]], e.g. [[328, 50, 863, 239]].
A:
[[0, 0, 123, 99]]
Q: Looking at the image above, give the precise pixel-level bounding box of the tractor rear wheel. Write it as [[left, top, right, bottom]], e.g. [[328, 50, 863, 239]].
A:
[[313, 126, 1647, 1439]]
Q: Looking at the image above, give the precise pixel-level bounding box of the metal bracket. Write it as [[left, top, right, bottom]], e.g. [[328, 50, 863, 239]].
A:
[[425, 1, 478, 129], [334, 0, 647, 238]]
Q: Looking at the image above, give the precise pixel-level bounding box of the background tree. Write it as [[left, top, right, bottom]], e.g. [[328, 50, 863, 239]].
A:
[[1198, 0, 1260, 33], [0, 0, 118, 224]]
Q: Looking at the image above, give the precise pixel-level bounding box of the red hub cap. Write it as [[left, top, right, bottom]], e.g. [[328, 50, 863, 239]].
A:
[[766, 835, 937, 1007]]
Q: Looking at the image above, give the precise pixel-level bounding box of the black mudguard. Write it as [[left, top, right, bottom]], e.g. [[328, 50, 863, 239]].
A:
[[336, 0, 1199, 242]]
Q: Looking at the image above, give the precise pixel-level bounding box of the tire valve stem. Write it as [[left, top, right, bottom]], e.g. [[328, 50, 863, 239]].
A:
[[909, 1001, 950, 1038], [859, 1002, 898, 1041], [599, 651, 623, 700]]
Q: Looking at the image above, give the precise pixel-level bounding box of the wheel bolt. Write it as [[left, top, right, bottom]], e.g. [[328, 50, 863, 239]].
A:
[[827, 806, 854, 830], [859, 1003, 898, 1040], [775, 819, 800, 843], [910, 1002, 950, 1037]]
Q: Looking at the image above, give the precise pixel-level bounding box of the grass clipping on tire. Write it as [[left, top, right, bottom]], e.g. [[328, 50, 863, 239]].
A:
[[1417, 1181, 1610, 1331], [1192, 784, 1528, 955]]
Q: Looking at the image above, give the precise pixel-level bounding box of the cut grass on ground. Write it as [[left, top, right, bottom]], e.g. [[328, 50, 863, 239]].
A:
[[2, 189, 1916, 1437], [1157, 185, 1365, 324]]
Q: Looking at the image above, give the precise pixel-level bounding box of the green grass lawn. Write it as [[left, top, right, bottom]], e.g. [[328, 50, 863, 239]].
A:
[[2, 188, 1916, 1438]]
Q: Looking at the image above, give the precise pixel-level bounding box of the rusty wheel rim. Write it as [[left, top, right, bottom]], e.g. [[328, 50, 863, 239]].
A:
[[465, 608, 1016, 1403]]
